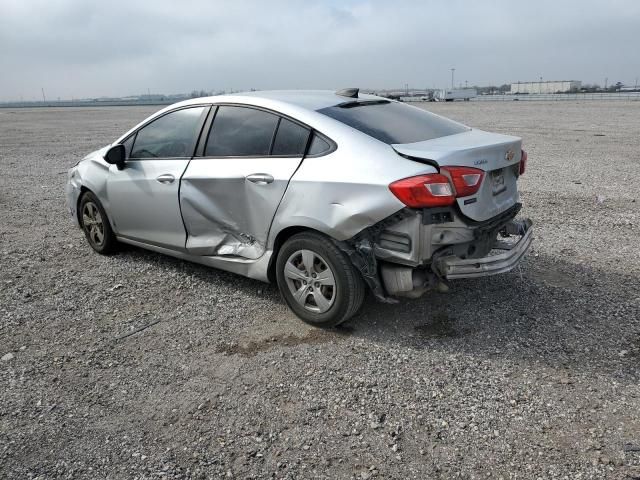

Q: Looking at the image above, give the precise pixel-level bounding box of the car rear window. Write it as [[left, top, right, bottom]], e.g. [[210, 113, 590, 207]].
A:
[[317, 101, 468, 145]]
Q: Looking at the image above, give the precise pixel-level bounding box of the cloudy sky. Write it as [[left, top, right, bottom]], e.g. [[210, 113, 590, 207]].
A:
[[1, 0, 638, 101]]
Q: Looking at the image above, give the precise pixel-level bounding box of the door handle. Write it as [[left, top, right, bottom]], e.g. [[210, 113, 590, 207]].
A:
[[246, 173, 274, 185], [156, 174, 175, 184]]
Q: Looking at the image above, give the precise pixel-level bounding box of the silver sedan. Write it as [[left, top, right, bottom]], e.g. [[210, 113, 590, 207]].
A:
[[66, 89, 532, 327]]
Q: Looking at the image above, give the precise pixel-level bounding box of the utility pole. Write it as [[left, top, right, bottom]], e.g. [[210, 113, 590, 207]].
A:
[[41, 88, 46, 103], [604, 77, 608, 90], [465, 80, 468, 89], [451, 68, 455, 89]]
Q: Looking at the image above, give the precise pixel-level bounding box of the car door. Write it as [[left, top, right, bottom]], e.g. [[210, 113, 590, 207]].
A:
[[106, 106, 208, 249], [180, 105, 310, 259]]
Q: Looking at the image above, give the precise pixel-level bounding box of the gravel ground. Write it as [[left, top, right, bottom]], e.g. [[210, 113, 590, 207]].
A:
[[1, 100, 639, 479]]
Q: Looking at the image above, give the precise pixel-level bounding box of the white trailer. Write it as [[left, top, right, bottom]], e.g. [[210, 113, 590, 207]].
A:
[[435, 89, 477, 102]]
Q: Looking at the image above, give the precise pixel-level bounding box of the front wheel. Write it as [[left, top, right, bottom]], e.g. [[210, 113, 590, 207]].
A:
[[276, 232, 365, 328], [79, 191, 118, 254]]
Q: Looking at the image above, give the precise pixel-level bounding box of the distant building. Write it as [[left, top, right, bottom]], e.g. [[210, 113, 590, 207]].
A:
[[510, 80, 582, 94]]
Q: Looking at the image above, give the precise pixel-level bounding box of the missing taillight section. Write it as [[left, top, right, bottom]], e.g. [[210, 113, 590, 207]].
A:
[[520, 150, 528, 175], [389, 174, 455, 207], [441, 166, 484, 197], [389, 166, 485, 209]]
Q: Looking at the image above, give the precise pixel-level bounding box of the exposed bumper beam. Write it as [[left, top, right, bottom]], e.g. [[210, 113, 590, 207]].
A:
[[436, 220, 533, 280]]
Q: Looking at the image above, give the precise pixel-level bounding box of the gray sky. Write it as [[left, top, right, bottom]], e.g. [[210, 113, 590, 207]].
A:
[[1, 0, 639, 101]]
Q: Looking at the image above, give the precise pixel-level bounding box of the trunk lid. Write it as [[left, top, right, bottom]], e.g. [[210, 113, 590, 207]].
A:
[[392, 129, 522, 222]]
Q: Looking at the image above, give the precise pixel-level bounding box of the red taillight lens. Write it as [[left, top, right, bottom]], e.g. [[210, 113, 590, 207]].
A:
[[389, 174, 455, 208], [441, 166, 485, 197], [519, 150, 528, 175]]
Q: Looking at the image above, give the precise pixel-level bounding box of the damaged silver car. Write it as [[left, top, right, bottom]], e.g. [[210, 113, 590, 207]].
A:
[[66, 88, 532, 327]]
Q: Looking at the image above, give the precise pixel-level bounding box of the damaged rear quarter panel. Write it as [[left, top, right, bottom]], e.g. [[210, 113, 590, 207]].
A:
[[269, 129, 439, 248]]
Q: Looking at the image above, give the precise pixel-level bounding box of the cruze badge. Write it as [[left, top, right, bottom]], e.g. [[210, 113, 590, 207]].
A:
[[474, 159, 488, 166], [505, 150, 515, 161]]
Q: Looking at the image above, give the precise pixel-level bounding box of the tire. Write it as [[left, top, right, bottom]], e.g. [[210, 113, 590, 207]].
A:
[[275, 232, 366, 328], [78, 191, 118, 254]]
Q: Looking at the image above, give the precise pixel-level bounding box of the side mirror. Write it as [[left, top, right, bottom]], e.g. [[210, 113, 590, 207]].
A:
[[104, 144, 126, 170]]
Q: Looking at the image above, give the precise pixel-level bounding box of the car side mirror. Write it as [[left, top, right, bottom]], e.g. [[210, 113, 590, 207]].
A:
[[104, 144, 126, 170]]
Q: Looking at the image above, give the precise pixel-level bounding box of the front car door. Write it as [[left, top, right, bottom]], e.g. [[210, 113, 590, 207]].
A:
[[180, 105, 310, 259], [107, 106, 208, 249]]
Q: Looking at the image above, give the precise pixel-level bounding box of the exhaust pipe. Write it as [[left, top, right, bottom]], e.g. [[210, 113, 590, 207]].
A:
[[380, 264, 448, 298]]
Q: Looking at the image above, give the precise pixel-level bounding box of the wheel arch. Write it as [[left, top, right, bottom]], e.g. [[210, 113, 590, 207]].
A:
[[76, 186, 91, 225], [77, 186, 117, 233], [267, 226, 331, 283]]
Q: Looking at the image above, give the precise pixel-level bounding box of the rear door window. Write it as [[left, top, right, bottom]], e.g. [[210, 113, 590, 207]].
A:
[[271, 118, 310, 156], [130, 107, 206, 158], [317, 100, 468, 144], [205, 106, 279, 156]]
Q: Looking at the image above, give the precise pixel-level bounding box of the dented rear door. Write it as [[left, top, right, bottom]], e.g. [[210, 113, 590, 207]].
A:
[[179, 106, 309, 259]]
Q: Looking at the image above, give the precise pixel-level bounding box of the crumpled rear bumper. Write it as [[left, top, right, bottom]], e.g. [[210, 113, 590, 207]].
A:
[[435, 219, 533, 280]]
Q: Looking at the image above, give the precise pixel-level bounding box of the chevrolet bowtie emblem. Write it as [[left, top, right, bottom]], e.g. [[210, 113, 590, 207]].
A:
[[505, 149, 515, 161]]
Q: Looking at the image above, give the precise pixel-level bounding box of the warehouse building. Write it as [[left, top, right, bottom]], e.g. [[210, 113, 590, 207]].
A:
[[510, 80, 582, 94]]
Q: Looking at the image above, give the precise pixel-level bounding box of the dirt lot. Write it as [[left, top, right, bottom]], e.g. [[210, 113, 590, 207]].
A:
[[1, 100, 639, 479]]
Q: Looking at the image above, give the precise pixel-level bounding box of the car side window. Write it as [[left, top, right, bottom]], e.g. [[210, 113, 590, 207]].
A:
[[307, 133, 332, 156], [130, 107, 205, 159], [271, 118, 310, 156], [205, 106, 279, 157]]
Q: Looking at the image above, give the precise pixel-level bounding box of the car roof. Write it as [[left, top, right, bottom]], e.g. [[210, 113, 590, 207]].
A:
[[177, 90, 385, 112], [114, 90, 390, 146]]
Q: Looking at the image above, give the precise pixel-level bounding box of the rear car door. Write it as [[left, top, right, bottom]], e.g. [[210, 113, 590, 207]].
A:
[[106, 106, 208, 249], [180, 105, 310, 259]]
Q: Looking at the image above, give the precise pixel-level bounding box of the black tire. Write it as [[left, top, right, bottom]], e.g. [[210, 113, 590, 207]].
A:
[[78, 191, 118, 254], [276, 231, 366, 328]]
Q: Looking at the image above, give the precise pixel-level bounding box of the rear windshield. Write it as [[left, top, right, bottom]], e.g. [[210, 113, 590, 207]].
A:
[[317, 100, 468, 144]]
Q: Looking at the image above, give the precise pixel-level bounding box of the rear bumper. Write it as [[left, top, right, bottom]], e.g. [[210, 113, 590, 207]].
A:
[[435, 219, 533, 280]]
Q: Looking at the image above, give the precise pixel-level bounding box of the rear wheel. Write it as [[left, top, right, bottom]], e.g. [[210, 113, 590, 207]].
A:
[[79, 191, 118, 254], [276, 232, 365, 328]]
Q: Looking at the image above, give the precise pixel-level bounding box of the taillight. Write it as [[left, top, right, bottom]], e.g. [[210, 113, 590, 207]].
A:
[[519, 150, 528, 175], [389, 174, 455, 208], [441, 166, 484, 197]]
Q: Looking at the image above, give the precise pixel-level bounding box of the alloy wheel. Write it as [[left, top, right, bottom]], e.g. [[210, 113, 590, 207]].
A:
[[283, 249, 336, 313], [82, 201, 105, 247]]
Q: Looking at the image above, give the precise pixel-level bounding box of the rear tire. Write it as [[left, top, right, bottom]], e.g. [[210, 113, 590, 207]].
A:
[[276, 232, 365, 328], [79, 191, 118, 254]]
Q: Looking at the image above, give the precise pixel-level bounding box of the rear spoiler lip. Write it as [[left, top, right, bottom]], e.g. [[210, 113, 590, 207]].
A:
[[393, 148, 440, 170]]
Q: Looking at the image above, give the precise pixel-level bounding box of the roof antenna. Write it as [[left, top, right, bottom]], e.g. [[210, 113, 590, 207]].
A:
[[336, 88, 359, 98]]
